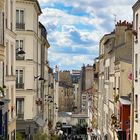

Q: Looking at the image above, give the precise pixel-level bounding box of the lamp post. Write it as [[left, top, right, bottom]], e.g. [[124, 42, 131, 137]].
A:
[[16, 47, 25, 57], [47, 95, 53, 131]]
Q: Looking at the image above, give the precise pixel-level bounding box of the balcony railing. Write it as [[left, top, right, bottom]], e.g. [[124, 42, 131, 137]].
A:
[[16, 55, 25, 60], [16, 23, 25, 30], [17, 113, 24, 119], [16, 83, 24, 89]]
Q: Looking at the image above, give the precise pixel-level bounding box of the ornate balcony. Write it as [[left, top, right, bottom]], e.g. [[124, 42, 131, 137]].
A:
[[16, 55, 25, 60], [16, 23, 25, 30], [17, 113, 24, 119], [16, 83, 24, 89]]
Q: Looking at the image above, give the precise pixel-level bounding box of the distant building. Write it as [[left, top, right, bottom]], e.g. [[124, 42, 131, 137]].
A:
[[58, 71, 74, 112], [15, 0, 50, 138], [71, 70, 81, 113], [98, 20, 132, 140]]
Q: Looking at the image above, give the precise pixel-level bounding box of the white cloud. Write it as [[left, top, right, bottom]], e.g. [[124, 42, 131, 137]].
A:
[[39, 0, 136, 70]]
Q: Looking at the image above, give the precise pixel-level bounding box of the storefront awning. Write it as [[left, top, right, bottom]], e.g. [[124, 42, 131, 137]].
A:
[[119, 97, 131, 105]]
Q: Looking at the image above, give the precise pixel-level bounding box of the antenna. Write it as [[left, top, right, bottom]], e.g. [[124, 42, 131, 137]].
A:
[[113, 14, 117, 24]]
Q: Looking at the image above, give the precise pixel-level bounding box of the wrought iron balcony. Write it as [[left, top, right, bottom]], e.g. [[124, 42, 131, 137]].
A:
[[16, 83, 24, 89], [17, 113, 24, 119], [16, 55, 25, 60], [16, 23, 25, 30]]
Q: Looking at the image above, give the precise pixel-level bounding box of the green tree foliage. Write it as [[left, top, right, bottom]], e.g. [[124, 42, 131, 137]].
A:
[[16, 132, 25, 140], [33, 132, 60, 140]]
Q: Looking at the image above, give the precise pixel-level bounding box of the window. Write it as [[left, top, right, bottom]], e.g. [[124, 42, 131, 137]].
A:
[[16, 70, 24, 89], [11, 45, 14, 75], [135, 54, 138, 81], [10, 0, 13, 30], [136, 14, 138, 40], [78, 119, 85, 125], [135, 95, 138, 122], [0, 11, 4, 44], [16, 98, 24, 119], [105, 67, 109, 80], [16, 10, 25, 29], [135, 133, 137, 140], [6, 42, 9, 75], [16, 40, 24, 60]]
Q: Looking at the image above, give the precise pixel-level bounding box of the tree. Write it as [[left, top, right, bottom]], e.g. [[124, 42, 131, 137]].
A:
[[16, 132, 25, 140]]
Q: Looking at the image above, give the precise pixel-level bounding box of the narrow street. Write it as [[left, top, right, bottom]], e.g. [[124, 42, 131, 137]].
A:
[[0, 0, 138, 140]]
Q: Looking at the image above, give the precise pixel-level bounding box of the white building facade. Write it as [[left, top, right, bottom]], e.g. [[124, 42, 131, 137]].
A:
[[133, 1, 140, 139], [15, 0, 47, 138], [4, 0, 17, 139]]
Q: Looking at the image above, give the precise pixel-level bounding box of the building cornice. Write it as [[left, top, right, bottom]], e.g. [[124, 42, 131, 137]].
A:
[[15, 29, 39, 40], [16, 30, 50, 48], [16, 0, 42, 15], [133, 0, 140, 11]]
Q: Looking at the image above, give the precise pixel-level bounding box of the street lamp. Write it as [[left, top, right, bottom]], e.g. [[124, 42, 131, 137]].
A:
[[16, 47, 25, 57], [34, 76, 45, 82], [47, 95, 53, 130]]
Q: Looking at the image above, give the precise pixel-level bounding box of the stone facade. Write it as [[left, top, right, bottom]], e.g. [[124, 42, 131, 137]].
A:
[[97, 21, 133, 140], [133, 1, 140, 139], [58, 71, 74, 112]]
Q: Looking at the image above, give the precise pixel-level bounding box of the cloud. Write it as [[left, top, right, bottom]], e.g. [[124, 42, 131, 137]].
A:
[[39, 0, 135, 70]]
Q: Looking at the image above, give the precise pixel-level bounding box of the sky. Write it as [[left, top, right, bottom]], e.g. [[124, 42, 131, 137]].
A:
[[38, 0, 136, 70]]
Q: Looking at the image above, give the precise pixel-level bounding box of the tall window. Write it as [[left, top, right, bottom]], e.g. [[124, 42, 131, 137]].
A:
[[0, 11, 4, 44], [11, 45, 14, 75], [16, 98, 24, 119], [10, 0, 13, 30], [136, 14, 138, 40], [16, 10, 25, 29], [16, 40, 24, 60], [105, 67, 109, 80], [11, 86, 14, 119], [16, 70, 24, 89], [135, 95, 138, 111], [135, 133, 137, 140], [135, 53, 138, 80], [135, 95, 138, 122]]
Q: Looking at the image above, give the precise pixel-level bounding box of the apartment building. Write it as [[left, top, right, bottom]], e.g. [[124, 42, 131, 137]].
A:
[[38, 22, 50, 133], [92, 58, 99, 138], [58, 70, 74, 112], [15, 0, 49, 138], [98, 33, 111, 139], [133, 1, 140, 139], [4, 0, 17, 139], [0, 0, 10, 139], [71, 70, 80, 113], [97, 20, 133, 140]]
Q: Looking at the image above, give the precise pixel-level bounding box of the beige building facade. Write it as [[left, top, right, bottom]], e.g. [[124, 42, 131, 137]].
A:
[[4, 0, 17, 139], [133, 1, 140, 139], [15, 0, 50, 138], [97, 21, 133, 140]]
